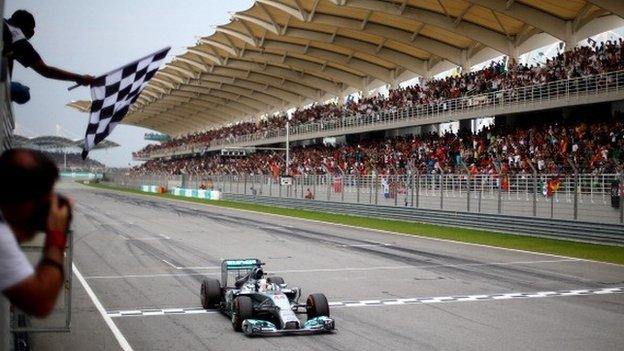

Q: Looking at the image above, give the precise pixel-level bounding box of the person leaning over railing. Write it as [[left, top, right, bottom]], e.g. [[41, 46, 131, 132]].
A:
[[0, 149, 71, 319], [3, 10, 94, 104]]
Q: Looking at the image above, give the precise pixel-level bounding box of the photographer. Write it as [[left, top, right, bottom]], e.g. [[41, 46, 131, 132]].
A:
[[0, 149, 71, 319]]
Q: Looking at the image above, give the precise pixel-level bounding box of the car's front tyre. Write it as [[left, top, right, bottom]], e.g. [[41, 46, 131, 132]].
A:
[[306, 293, 330, 319], [232, 296, 253, 332]]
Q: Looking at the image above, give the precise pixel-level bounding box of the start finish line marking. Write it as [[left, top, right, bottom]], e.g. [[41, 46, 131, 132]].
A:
[[106, 287, 623, 318]]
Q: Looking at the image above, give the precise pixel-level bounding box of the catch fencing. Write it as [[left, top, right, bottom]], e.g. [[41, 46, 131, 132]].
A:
[[104, 172, 624, 225]]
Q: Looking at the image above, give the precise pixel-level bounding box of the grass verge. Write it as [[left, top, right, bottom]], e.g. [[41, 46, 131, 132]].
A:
[[83, 182, 624, 265]]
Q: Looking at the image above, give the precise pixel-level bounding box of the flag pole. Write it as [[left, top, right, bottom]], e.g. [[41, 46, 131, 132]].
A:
[[67, 46, 171, 91]]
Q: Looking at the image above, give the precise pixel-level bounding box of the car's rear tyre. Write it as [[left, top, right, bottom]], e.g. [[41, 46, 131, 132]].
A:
[[267, 276, 284, 285], [232, 296, 253, 332], [306, 293, 330, 319], [200, 278, 221, 309]]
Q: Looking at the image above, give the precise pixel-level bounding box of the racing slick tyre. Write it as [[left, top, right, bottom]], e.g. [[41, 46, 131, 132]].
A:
[[266, 276, 285, 285], [232, 296, 253, 332], [306, 293, 330, 319], [200, 278, 221, 309]]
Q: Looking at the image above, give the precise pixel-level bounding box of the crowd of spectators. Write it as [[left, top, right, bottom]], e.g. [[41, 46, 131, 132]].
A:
[[131, 116, 624, 177], [134, 39, 624, 158], [42, 151, 104, 172]]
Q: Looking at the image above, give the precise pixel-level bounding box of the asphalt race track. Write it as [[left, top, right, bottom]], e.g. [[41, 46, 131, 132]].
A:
[[32, 182, 624, 350]]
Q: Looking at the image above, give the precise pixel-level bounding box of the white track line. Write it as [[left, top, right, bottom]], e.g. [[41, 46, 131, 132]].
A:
[[161, 259, 178, 269], [328, 287, 624, 308], [175, 266, 221, 270], [106, 287, 624, 318], [72, 264, 133, 351], [85, 258, 577, 280], [86, 272, 215, 280], [108, 308, 219, 318], [160, 259, 219, 270]]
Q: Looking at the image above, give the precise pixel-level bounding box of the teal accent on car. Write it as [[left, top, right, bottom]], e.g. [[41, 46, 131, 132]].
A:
[[303, 316, 335, 330], [242, 319, 277, 334], [225, 259, 259, 269]]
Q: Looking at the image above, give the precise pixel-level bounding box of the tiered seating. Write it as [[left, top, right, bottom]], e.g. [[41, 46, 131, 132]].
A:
[[133, 40, 624, 159], [131, 117, 624, 176]]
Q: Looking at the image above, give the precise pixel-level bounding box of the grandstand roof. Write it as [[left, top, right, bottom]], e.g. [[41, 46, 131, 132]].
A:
[[13, 135, 120, 151], [92, 0, 624, 136]]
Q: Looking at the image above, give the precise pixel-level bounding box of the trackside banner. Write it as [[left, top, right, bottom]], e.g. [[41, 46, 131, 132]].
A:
[[140, 185, 221, 200], [171, 187, 221, 200]]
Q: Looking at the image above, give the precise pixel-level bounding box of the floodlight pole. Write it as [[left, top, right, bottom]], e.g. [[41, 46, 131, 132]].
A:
[[285, 119, 290, 176]]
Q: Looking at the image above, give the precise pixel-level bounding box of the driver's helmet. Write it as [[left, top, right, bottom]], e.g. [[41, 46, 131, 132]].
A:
[[257, 278, 268, 292]]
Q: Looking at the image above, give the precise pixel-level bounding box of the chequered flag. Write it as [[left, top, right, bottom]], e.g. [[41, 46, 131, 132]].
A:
[[82, 47, 170, 159]]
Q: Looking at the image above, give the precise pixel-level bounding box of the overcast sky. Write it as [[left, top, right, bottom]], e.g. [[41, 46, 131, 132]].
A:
[[6, 0, 254, 167]]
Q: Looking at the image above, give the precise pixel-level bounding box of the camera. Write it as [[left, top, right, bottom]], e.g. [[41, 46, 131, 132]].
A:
[[34, 193, 73, 232]]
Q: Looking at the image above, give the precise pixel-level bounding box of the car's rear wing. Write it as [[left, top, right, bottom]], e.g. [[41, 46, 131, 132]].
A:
[[221, 258, 262, 287]]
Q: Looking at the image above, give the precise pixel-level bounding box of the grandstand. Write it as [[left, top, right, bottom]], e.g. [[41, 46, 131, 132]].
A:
[[88, 0, 624, 225], [12, 134, 118, 172], [120, 1, 624, 164]]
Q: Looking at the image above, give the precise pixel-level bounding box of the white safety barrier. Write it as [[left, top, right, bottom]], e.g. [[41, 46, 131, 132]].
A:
[[140, 185, 161, 193], [171, 187, 221, 200]]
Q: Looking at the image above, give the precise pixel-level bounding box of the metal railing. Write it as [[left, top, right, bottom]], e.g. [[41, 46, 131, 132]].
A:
[[11, 232, 74, 334], [135, 70, 624, 160], [0, 60, 13, 153], [104, 172, 624, 225], [223, 194, 624, 245]]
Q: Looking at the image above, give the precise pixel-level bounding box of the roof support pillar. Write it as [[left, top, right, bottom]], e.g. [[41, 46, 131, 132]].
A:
[[564, 21, 578, 52], [360, 77, 371, 97], [389, 69, 400, 89], [507, 40, 520, 64], [461, 49, 471, 73], [337, 90, 347, 105], [420, 61, 432, 85]]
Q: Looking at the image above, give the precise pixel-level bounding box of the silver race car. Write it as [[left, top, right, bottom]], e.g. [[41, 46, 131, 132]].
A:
[[199, 258, 335, 336]]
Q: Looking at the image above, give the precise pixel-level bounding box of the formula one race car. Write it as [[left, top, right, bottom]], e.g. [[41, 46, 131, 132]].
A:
[[199, 258, 335, 336]]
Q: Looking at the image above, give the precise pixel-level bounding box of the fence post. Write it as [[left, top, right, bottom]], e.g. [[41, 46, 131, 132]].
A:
[[568, 159, 579, 220], [527, 161, 538, 217], [416, 174, 420, 208], [466, 174, 471, 212], [410, 173, 415, 207], [374, 175, 379, 205], [394, 176, 398, 206], [550, 186, 555, 219], [369, 175, 373, 204], [439, 174, 444, 210], [620, 173, 624, 224], [341, 175, 345, 203], [356, 175, 360, 203], [493, 160, 502, 214], [459, 162, 470, 212], [478, 175, 483, 213], [327, 174, 331, 201], [269, 176, 273, 197]]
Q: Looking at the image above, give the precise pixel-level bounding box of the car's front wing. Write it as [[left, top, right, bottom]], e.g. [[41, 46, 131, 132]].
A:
[[242, 316, 335, 336]]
